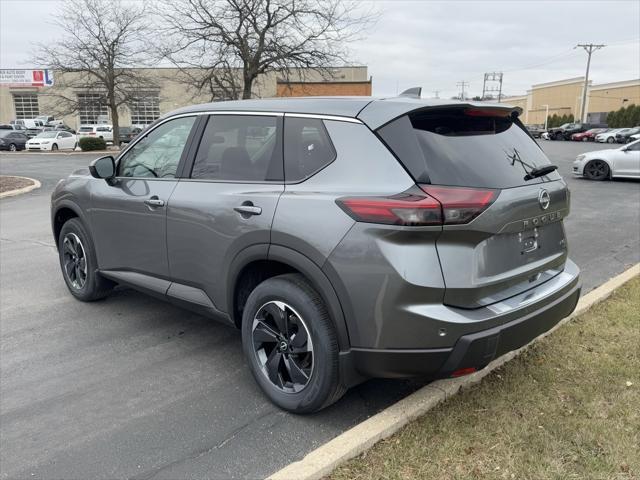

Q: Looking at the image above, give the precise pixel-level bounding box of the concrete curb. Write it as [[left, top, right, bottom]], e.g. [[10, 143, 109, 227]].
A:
[[0, 176, 42, 198], [268, 263, 640, 480]]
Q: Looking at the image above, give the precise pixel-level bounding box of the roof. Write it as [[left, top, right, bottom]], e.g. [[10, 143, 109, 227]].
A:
[[166, 96, 521, 130]]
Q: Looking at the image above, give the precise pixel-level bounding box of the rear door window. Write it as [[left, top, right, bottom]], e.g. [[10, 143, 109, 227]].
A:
[[283, 117, 336, 182], [191, 115, 282, 182], [378, 108, 560, 189]]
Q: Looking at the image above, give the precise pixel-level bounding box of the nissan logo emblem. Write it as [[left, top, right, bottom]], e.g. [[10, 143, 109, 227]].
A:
[[538, 189, 550, 210]]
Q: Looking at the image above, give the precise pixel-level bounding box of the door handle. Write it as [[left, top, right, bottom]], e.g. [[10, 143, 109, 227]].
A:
[[234, 203, 262, 216], [144, 196, 165, 207]]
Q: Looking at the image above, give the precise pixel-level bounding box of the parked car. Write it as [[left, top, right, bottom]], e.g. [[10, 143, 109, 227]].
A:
[[53, 124, 77, 134], [615, 126, 640, 143], [525, 125, 546, 138], [595, 128, 626, 143], [26, 130, 78, 151], [15, 118, 46, 129], [630, 133, 640, 142], [118, 126, 142, 145], [3, 122, 28, 131], [547, 122, 606, 141], [24, 127, 43, 139], [77, 125, 114, 143], [0, 130, 28, 151], [36, 115, 55, 125], [571, 128, 608, 142], [51, 98, 581, 413], [573, 139, 640, 180]]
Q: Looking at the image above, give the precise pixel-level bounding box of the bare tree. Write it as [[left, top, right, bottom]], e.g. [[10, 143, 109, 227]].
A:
[[157, 0, 375, 100], [32, 0, 156, 142]]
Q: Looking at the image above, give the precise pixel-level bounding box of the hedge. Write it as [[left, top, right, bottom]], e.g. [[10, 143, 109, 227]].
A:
[[79, 136, 107, 151]]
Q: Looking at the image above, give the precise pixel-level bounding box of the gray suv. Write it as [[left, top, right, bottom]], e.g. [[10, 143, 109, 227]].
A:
[[51, 97, 581, 413]]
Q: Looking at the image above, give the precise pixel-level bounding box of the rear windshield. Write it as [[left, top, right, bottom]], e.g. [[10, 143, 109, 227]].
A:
[[79, 127, 94, 132], [378, 108, 560, 189]]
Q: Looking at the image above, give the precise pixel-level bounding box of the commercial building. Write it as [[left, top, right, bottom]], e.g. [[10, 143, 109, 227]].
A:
[[500, 77, 640, 125], [0, 66, 371, 128]]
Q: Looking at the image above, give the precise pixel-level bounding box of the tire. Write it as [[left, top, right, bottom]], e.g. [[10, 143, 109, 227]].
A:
[[51, 143, 58, 151], [241, 273, 345, 413], [8, 143, 17, 151], [58, 218, 114, 301], [582, 137, 588, 142], [584, 160, 610, 181], [554, 132, 564, 141], [607, 137, 615, 144], [73, 142, 78, 149]]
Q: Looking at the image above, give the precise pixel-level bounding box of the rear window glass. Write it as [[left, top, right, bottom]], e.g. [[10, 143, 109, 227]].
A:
[[284, 117, 336, 182], [79, 127, 94, 132], [378, 108, 560, 189]]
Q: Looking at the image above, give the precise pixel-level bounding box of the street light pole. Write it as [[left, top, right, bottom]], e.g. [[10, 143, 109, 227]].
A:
[[542, 104, 549, 130], [575, 43, 605, 123]]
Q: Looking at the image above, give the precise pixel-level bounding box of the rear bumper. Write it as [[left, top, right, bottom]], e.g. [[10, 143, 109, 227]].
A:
[[350, 262, 581, 379]]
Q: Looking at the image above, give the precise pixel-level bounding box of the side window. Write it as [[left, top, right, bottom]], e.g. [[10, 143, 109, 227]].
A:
[[191, 115, 281, 181], [284, 117, 336, 182], [118, 116, 196, 178], [627, 142, 640, 151], [60, 132, 71, 138]]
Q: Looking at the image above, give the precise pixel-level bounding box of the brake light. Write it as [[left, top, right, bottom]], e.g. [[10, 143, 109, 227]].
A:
[[419, 185, 497, 225], [337, 189, 442, 226], [337, 186, 497, 226], [464, 108, 512, 117]]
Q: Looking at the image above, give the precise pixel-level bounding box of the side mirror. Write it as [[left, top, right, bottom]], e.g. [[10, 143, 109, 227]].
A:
[[89, 156, 116, 182]]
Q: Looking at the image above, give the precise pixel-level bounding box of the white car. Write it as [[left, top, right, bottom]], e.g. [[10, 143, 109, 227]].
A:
[[595, 128, 627, 144], [26, 131, 77, 151], [77, 125, 114, 143], [573, 139, 640, 180]]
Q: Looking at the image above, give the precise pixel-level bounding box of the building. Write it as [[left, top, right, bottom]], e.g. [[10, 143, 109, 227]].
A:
[[0, 66, 371, 129], [499, 77, 640, 125]]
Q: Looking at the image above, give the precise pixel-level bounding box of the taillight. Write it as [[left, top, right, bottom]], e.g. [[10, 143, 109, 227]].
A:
[[419, 185, 497, 225], [336, 189, 441, 226], [336, 186, 497, 226]]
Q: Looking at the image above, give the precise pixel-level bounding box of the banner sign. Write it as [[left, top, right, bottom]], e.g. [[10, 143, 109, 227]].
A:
[[0, 69, 54, 87]]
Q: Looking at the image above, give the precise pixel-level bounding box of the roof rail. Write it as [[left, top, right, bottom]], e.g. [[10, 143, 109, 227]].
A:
[[399, 87, 422, 99]]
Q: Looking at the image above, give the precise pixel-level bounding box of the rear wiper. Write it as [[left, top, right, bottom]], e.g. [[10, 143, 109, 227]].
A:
[[524, 164, 558, 181]]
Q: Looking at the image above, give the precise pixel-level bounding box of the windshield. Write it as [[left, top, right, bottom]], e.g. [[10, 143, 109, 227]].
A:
[[36, 132, 58, 138]]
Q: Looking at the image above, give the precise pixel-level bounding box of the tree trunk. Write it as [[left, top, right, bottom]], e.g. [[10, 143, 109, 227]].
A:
[[109, 96, 119, 149], [242, 73, 253, 99]]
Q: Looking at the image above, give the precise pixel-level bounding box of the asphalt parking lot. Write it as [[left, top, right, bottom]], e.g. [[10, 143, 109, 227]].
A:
[[1, 140, 638, 479]]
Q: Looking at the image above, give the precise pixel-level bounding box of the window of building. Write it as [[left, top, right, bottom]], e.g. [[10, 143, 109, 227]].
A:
[[13, 93, 40, 119], [78, 93, 109, 125], [191, 115, 282, 182], [130, 94, 160, 126], [284, 117, 336, 182]]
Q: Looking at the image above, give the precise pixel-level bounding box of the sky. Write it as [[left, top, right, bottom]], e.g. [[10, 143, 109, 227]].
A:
[[1, 0, 639, 99]]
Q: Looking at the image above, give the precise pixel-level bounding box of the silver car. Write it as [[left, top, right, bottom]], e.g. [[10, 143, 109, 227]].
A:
[[573, 139, 640, 180], [51, 97, 581, 413]]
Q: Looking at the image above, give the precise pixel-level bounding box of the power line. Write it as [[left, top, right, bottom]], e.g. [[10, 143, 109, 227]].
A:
[[482, 72, 503, 101], [575, 43, 605, 122]]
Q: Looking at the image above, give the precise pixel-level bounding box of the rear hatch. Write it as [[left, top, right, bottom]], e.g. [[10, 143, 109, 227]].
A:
[[377, 106, 569, 309]]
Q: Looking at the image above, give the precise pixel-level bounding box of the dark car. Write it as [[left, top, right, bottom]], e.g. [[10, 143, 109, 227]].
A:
[[51, 97, 580, 413], [547, 122, 607, 141], [25, 127, 43, 139], [525, 125, 546, 138], [616, 127, 640, 143], [118, 126, 142, 145], [0, 130, 28, 151], [53, 124, 77, 134]]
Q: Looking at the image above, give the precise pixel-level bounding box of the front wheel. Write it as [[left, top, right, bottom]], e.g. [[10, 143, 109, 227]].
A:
[[58, 218, 114, 301], [8, 143, 17, 151], [584, 160, 610, 181], [606, 137, 615, 144], [51, 143, 58, 151], [241, 274, 345, 413]]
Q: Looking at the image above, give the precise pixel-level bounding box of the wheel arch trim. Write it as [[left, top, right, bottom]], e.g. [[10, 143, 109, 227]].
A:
[[227, 244, 352, 351]]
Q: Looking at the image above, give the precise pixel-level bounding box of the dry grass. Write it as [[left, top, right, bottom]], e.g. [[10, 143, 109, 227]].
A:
[[330, 278, 640, 480], [0, 175, 34, 194]]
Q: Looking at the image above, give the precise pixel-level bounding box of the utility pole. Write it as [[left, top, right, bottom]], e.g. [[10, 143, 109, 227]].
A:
[[575, 43, 605, 122], [482, 72, 503, 101], [456, 81, 469, 101], [433, 90, 440, 99]]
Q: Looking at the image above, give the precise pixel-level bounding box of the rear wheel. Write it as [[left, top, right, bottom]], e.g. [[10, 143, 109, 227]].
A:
[[241, 274, 345, 413], [582, 137, 588, 142], [584, 160, 610, 181], [606, 137, 615, 144], [58, 218, 114, 301]]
